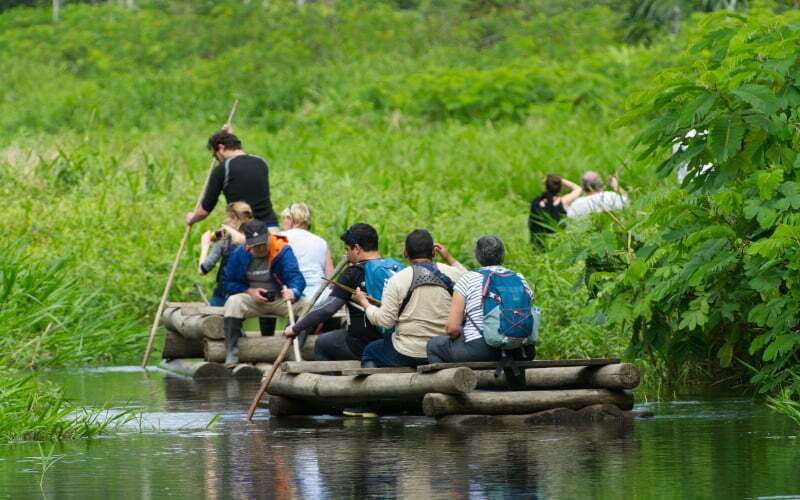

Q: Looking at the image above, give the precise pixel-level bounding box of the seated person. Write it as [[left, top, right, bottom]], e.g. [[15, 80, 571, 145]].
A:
[[428, 235, 533, 364], [198, 201, 253, 306], [280, 202, 334, 299], [221, 220, 307, 367], [285, 223, 393, 361], [353, 229, 467, 368]]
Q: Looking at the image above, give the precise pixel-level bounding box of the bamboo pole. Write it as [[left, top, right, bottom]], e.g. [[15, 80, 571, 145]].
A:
[[141, 100, 239, 368]]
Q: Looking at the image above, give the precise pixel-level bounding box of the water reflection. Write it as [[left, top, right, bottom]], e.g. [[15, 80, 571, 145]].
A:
[[0, 369, 797, 499]]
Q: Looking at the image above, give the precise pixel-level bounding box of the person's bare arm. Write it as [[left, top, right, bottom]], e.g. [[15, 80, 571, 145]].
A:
[[608, 175, 629, 200], [434, 243, 466, 272], [444, 293, 466, 339], [186, 206, 210, 225], [559, 178, 583, 208], [198, 231, 212, 274], [222, 224, 246, 246]]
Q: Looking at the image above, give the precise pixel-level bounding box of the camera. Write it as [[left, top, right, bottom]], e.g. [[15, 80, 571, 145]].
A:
[[260, 290, 276, 301], [209, 228, 227, 242]]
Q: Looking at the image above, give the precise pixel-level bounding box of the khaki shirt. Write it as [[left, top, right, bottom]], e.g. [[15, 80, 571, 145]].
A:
[[365, 261, 468, 358]]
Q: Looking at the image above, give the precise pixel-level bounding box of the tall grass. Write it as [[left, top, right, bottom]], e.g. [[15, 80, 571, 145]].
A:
[[0, 373, 131, 442]]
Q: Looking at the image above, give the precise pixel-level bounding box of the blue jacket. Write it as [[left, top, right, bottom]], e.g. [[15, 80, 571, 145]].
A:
[[222, 241, 306, 300]]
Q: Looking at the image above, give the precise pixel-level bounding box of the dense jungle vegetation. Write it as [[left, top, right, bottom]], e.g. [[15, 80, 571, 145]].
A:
[[1, 0, 798, 440]]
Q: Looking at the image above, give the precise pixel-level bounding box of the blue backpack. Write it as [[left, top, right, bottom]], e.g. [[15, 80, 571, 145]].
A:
[[357, 258, 405, 334], [468, 268, 540, 350]]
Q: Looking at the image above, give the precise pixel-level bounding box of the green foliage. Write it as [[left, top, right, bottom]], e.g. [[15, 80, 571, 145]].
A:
[[565, 9, 800, 409], [0, 371, 132, 442]]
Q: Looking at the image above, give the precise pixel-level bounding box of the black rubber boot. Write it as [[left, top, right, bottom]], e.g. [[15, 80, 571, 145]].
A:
[[224, 317, 244, 367], [259, 317, 276, 337]]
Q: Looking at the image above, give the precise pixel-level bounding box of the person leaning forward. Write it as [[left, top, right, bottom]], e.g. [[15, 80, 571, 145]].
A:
[[221, 220, 307, 367], [353, 229, 468, 368], [185, 126, 279, 230], [284, 223, 388, 361]]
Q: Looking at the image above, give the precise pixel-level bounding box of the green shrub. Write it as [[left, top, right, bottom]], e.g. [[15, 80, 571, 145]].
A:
[[565, 9, 800, 406]]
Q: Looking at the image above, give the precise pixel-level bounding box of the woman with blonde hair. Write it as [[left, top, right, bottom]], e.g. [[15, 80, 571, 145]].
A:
[[280, 203, 334, 298], [198, 201, 254, 306]]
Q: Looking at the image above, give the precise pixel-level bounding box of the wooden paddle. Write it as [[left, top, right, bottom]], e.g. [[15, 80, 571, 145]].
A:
[[141, 100, 239, 369], [247, 298, 295, 422]]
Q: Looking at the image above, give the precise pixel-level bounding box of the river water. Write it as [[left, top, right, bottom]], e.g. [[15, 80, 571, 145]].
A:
[[0, 367, 798, 499]]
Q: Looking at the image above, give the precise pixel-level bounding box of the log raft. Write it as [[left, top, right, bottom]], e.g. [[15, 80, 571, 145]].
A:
[[260, 360, 642, 420], [158, 305, 643, 420]]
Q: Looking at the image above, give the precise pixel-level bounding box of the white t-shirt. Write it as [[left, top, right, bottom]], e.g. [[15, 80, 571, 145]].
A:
[[454, 266, 533, 343], [567, 191, 628, 218], [280, 228, 329, 297]]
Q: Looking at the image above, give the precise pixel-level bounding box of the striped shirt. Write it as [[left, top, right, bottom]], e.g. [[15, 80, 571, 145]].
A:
[[454, 266, 533, 343]]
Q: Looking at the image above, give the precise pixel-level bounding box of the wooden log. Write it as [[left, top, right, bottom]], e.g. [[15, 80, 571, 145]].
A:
[[437, 404, 639, 426], [281, 361, 361, 374], [165, 302, 225, 315], [162, 306, 224, 340], [267, 394, 422, 416], [267, 367, 476, 399], [232, 364, 264, 379], [204, 336, 317, 363], [161, 330, 204, 359], [158, 359, 230, 380], [417, 358, 620, 373], [341, 367, 415, 376], [475, 363, 640, 390], [422, 389, 634, 417]]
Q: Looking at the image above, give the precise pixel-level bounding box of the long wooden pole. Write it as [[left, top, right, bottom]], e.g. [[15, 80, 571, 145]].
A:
[[288, 290, 302, 362], [322, 277, 381, 306], [141, 100, 239, 369], [247, 299, 295, 422]]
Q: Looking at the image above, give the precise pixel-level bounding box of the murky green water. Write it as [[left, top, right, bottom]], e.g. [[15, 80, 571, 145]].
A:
[[1, 368, 798, 499]]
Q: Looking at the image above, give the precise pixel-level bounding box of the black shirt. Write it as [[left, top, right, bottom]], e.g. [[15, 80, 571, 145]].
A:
[[334, 264, 382, 356], [529, 191, 566, 236], [201, 154, 278, 225]]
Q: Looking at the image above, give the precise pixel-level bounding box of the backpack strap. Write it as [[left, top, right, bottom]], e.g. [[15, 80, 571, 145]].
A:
[[398, 262, 454, 316]]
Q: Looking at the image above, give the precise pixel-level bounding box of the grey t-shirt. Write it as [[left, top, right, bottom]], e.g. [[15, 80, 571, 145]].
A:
[[246, 257, 278, 291]]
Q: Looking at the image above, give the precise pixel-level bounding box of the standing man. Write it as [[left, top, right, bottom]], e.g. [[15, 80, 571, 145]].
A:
[[221, 220, 307, 367], [353, 229, 467, 368], [186, 127, 279, 230]]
